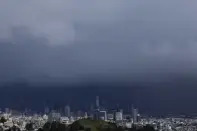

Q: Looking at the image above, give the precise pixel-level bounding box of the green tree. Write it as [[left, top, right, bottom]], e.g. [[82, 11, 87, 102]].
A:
[[0, 117, 6, 123], [42, 121, 68, 131], [37, 128, 44, 131], [43, 122, 51, 131], [139, 125, 155, 131], [25, 123, 34, 131], [8, 125, 21, 131]]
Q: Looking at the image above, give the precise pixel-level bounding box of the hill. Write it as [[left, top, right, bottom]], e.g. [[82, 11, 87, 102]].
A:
[[69, 119, 117, 131]]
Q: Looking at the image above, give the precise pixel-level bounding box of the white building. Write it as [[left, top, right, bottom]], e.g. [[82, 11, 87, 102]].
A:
[[116, 112, 123, 121], [60, 117, 70, 124]]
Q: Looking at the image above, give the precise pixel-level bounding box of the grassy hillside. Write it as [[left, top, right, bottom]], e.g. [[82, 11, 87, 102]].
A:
[[69, 119, 117, 131]]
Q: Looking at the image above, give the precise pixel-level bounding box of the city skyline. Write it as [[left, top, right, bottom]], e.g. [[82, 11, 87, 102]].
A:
[[1, 0, 197, 116], [1, 1, 197, 131]]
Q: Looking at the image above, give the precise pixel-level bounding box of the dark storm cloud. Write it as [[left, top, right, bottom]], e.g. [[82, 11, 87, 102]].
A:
[[0, 0, 197, 86]]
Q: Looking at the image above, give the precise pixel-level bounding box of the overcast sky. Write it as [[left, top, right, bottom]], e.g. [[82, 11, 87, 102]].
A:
[[0, 0, 197, 86]]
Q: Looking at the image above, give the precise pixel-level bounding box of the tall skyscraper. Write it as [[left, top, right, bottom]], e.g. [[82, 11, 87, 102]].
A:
[[44, 107, 50, 114], [132, 106, 138, 123], [64, 105, 71, 117], [96, 96, 100, 109]]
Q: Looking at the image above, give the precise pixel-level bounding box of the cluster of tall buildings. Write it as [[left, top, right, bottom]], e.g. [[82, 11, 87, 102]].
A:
[[92, 96, 140, 123], [42, 96, 141, 124], [2, 97, 197, 131], [1, 96, 141, 125]]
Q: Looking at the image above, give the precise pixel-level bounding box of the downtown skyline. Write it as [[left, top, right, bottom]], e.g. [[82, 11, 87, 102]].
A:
[[0, 0, 197, 116]]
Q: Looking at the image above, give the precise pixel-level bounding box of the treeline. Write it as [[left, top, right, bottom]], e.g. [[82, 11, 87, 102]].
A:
[[1, 116, 156, 131], [37, 121, 156, 131]]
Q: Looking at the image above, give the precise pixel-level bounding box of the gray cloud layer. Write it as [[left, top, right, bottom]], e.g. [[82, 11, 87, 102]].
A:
[[0, 0, 197, 86]]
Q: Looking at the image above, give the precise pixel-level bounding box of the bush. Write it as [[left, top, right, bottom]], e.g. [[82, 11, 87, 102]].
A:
[[0, 117, 6, 123]]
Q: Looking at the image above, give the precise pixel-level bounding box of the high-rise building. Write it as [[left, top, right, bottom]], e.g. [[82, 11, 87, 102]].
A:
[[137, 113, 141, 122], [44, 107, 50, 114], [64, 105, 71, 117], [96, 96, 100, 109], [84, 112, 88, 118], [132, 107, 138, 123]]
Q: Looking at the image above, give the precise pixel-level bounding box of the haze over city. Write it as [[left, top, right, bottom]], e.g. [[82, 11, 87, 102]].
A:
[[1, 0, 197, 115]]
